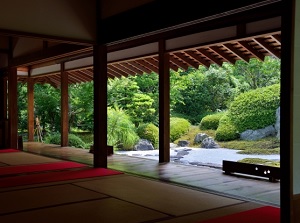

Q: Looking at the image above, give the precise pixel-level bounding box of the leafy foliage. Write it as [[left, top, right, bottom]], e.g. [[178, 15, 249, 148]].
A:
[[107, 107, 139, 150], [108, 77, 139, 109], [17, 83, 28, 131], [231, 57, 280, 90], [228, 84, 280, 132], [137, 123, 159, 149], [171, 66, 237, 124], [126, 93, 156, 126], [215, 114, 239, 141], [170, 117, 191, 142], [199, 112, 225, 130], [45, 133, 87, 149], [34, 84, 61, 132], [69, 82, 94, 131]]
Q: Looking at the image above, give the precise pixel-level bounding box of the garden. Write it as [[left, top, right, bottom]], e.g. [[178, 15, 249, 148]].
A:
[[17, 56, 281, 167]]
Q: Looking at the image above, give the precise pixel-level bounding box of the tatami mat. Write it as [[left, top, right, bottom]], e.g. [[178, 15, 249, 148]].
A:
[[0, 198, 169, 223], [0, 152, 62, 165], [155, 202, 264, 223], [0, 184, 107, 214], [75, 175, 244, 216], [0, 162, 7, 167]]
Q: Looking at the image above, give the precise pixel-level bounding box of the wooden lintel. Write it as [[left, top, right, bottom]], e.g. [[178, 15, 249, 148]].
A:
[[10, 44, 92, 67]]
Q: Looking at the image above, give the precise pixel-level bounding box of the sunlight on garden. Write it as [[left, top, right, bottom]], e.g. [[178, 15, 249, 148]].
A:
[[18, 56, 280, 168]]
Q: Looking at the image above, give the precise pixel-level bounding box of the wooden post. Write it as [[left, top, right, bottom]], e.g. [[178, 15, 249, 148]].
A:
[[280, 0, 294, 222], [158, 39, 170, 163], [93, 44, 108, 168], [8, 67, 18, 149], [61, 62, 68, 147], [0, 76, 5, 120], [0, 75, 6, 148], [27, 78, 34, 141]]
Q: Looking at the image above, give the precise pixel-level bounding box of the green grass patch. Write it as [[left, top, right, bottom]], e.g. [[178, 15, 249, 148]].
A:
[[238, 158, 280, 167], [218, 136, 280, 153], [176, 126, 280, 156]]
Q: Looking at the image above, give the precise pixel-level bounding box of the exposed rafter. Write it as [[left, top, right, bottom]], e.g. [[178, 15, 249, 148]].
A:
[[18, 32, 281, 87]]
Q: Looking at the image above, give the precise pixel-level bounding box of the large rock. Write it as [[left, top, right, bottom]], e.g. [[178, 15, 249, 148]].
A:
[[194, 133, 209, 144], [134, 139, 154, 151], [178, 140, 189, 147], [240, 125, 276, 141], [201, 137, 220, 149]]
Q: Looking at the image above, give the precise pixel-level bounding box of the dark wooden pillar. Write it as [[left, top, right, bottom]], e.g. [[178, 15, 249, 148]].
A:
[[8, 67, 18, 148], [158, 39, 170, 163], [0, 75, 6, 120], [27, 78, 34, 141], [0, 75, 7, 148], [281, 0, 294, 222], [60, 63, 68, 147], [93, 44, 107, 168]]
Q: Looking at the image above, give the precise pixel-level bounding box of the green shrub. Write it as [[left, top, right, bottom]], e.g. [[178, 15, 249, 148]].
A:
[[199, 112, 225, 130], [137, 123, 159, 149], [170, 117, 191, 142], [228, 84, 280, 132], [45, 133, 61, 145], [45, 133, 87, 149], [107, 107, 139, 150], [215, 115, 239, 141]]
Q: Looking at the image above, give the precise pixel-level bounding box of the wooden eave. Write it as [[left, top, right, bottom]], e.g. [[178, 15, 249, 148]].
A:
[[18, 31, 281, 88]]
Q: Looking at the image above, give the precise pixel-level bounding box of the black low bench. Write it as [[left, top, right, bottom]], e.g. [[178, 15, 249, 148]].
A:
[[222, 160, 280, 182]]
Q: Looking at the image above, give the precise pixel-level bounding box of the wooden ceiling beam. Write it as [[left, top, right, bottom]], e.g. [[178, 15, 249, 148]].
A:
[[112, 63, 136, 76], [108, 64, 130, 77], [237, 40, 265, 61], [136, 59, 158, 73], [173, 52, 200, 69], [127, 61, 152, 73], [184, 50, 210, 68], [144, 58, 159, 70], [120, 62, 143, 75], [197, 48, 223, 66], [169, 60, 180, 72], [47, 75, 61, 84], [107, 67, 123, 78], [44, 77, 59, 88], [80, 69, 94, 78], [68, 72, 88, 83], [271, 34, 281, 45], [67, 73, 81, 84], [73, 71, 91, 82], [169, 55, 189, 70], [223, 43, 250, 62], [210, 46, 236, 64], [253, 37, 281, 58]]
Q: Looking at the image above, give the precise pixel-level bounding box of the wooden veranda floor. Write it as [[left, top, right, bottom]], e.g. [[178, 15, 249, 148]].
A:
[[23, 142, 280, 207]]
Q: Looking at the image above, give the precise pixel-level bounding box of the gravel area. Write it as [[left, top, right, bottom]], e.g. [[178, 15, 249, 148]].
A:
[[116, 147, 280, 168]]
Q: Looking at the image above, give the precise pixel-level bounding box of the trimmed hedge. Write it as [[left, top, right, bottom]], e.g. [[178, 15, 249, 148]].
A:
[[170, 117, 191, 142], [45, 133, 87, 149], [137, 123, 159, 149], [228, 84, 280, 132], [199, 112, 225, 130], [215, 114, 239, 141]]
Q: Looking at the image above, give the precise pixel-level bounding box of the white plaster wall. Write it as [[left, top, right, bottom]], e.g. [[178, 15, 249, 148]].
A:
[[294, 0, 300, 194], [0, 0, 96, 42]]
